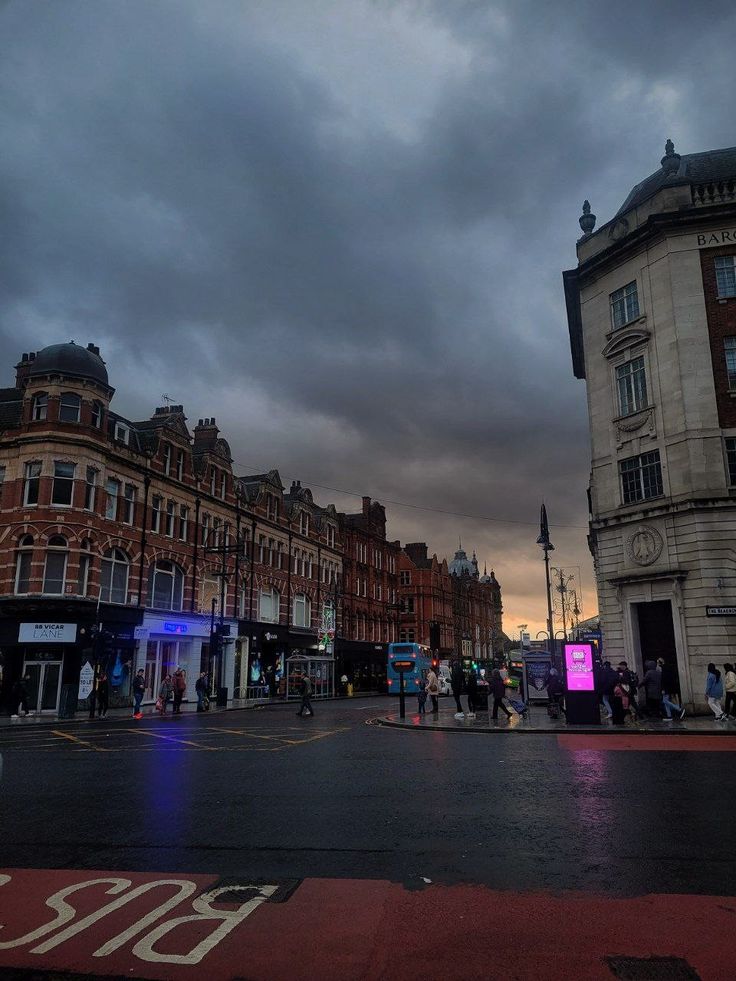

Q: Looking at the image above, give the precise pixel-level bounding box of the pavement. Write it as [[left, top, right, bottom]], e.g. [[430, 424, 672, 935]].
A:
[[0, 699, 734, 980]]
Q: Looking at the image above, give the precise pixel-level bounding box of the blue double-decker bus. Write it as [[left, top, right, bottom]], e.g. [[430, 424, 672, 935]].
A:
[[387, 642, 432, 695]]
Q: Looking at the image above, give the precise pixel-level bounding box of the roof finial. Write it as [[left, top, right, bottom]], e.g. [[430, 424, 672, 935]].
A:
[[458, 536, 462, 551], [578, 199, 596, 237], [661, 138, 681, 173]]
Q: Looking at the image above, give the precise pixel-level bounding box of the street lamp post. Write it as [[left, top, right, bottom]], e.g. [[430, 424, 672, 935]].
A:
[[203, 517, 249, 703], [518, 623, 528, 662], [536, 503, 556, 659]]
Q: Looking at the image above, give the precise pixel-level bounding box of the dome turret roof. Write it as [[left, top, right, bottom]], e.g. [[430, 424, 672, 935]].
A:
[[29, 342, 109, 387], [449, 548, 475, 577]]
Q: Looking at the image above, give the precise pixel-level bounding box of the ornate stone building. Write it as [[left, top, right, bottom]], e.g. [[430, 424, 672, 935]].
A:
[[564, 141, 736, 709], [398, 543, 502, 663], [0, 342, 342, 715]]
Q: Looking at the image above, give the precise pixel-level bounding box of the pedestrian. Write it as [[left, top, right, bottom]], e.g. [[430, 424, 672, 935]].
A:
[[267, 667, 278, 699], [658, 657, 681, 706], [639, 660, 662, 718], [705, 663, 726, 720], [417, 678, 427, 715], [96, 672, 109, 719], [611, 671, 628, 725], [618, 661, 640, 720], [340, 673, 349, 696], [88, 672, 97, 720], [132, 668, 145, 719], [546, 667, 564, 718], [172, 667, 186, 714], [723, 663, 736, 719], [657, 658, 685, 721], [157, 674, 172, 715], [466, 670, 479, 720], [195, 671, 208, 712], [296, 672, 313, 717], [600, 660, 618, 719], [490, 668, 512, 722], [451, 660, 465, 719], [11, 675, 30, 718], [425, 665, 440, 714]]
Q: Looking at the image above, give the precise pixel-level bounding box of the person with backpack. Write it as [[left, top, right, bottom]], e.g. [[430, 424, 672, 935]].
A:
[[705, 663, 725, 720], [723, 663, 736, 719], [296, 673, 313, 717]]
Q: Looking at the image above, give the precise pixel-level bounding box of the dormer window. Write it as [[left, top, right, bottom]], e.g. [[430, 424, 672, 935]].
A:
[[267, 493, 279, 521], [32, 393, 48, 421], [299, 512, 309, 536], [162, 443, 171, 475], [114, 421, 130, 445], [176, 450, 184, 481], [220, 472, 227, 500], [59, 392, 81, 423], [210, 467, 216, 496], [326, 525, 335, 548]]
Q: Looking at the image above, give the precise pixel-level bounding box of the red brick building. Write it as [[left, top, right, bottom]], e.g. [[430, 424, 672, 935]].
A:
[[0, 342, 342, 716], [398, 543, 503, 663], [338, 497, 400, 690]]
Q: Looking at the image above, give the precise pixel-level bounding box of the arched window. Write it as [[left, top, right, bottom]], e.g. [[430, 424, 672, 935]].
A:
[[148, 560, 184, 611], [43, 535, 68, 594], [77, 538, 92, 596], [14, 535, 34, 594], [259, 588, 280, 623], [100, 547, 129, 604], [32, 393, 48, 421], [293, 593, 311, 628], [59, 392, 81, 423]]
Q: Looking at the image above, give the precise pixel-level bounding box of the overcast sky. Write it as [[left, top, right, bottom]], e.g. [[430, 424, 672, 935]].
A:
[[1, 0, 734, 636]]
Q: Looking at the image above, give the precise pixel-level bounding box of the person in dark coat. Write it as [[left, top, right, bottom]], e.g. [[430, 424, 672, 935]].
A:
[[132, 668, 145, 719], [195, 671, 208, 712], [96, 672, 109, 719], [639, 660, 662, 717], [451, 661, 465, 719], [296, 673, 313, 717], [611, 670, 628, 725], [172, 668, 186, 714], [11, 676, 30, 718], [600, 661, 618, 719], [466, 670, 479, 720], [490, 669, 512, 722]]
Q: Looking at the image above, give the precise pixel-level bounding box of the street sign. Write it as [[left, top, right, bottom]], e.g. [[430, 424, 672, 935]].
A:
[[133, 626, 149, 641], [78, 661, 95, 700], [706, 606, 736, 616]]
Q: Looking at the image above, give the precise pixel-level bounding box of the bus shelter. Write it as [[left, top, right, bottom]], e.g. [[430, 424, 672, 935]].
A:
[[285, 653, 335, 701]]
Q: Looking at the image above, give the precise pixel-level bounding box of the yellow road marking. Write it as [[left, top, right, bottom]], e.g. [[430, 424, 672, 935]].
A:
[[124, 728, 217, 750], [204, 726, 301, 745], [51, 730, 109, 752]]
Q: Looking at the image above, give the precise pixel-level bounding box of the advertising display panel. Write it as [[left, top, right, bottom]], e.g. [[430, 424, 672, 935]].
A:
[[564, 643, 595, 692]]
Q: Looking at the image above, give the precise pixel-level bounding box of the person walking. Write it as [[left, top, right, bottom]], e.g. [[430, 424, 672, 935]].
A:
[[657, 658, 685, 721], [490, 668, 512, 722], [195, 671, 208, 712], [617, 661, 640, 720], [96, 672, 109, 719], [172, 668, 186, 714], [425, 666, 440, 714], [723, 663, 736, 719], [639, 660, 662, 718], [158, 674, 173, 715], [296, 673, 313, 717], [451, 660, 465, 719], [132, 668, 145, 719], [611, 671, 628, 725], [600, 661, 618, 719], [705, 663, 726, 720]]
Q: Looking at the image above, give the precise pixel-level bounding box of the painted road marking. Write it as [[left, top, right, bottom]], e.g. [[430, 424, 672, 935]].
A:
[[51, 730, 110, 752], [206, 726, 301, 745], [125, 728, 218, 751], [558, 734, 736, 752], [0, 869, 733, 980]]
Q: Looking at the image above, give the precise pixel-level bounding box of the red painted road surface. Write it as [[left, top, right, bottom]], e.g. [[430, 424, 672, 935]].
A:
[[558, 734, 736, 752], [0, 869, 733, 980]]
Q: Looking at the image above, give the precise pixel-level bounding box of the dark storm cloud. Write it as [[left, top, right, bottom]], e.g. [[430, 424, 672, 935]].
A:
[[1, 0, 734, 629]]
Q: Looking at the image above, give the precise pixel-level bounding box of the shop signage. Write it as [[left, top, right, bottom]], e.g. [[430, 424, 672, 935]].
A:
[[706, 606, 736, 616], [264, 632, 279, 641], [164, 622, 188, 634], [19, 622, 77, 643], [78, 661, 95, 700], [133, 626, 150, 641]]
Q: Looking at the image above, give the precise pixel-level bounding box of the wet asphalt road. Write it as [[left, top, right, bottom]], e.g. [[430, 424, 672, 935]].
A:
[[1, 699, 734, 896]]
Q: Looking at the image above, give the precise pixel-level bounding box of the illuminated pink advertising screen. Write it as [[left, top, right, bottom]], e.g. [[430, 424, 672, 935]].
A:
[[564, 643, 595, 692]]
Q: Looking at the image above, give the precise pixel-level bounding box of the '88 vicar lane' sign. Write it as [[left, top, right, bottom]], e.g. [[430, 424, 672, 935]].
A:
[[18, 623, 77, 643]]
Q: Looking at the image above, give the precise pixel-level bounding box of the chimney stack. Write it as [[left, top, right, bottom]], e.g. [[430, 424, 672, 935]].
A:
[[15, 351, 36, 390]]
